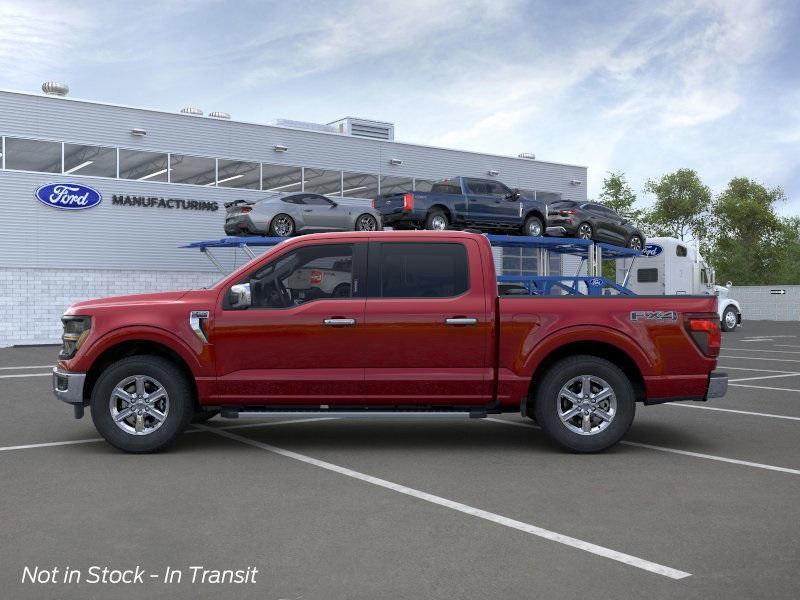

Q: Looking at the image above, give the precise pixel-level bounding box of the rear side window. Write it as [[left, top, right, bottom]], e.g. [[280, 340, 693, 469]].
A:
[[637, 268, 659, 283], [376, 243, 469, 298], [676, 245, 688, 257], [431, 180, 462, 195]]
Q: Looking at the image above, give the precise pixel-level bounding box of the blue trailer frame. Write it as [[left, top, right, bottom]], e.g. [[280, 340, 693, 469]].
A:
[[182, 234, 641, 296]]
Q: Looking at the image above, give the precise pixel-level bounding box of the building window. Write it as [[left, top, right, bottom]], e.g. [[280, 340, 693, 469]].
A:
[[379, 175, 413, 195], [304, 168, 342, 196], [170, 154, 216, 186], [217, 159, 260, 189], [262, 164, 302, 192], [413, 178, 436, 192], [4, 137, 61, 173], [119, 149, 169, 182], [341, 172, 378, 198], [63, 144, 117, 177]]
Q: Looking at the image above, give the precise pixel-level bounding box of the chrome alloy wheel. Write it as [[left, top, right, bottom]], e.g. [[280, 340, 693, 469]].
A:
[[577, 223, 593, 240], [356, 214, 378, 231], [109, 375, 170, 436], [629, 236, 643, 251], [429, 214, 448, 230], [557, 375, 617, 436], [526, 220, 543, 236], [272, 215, 294, 237], [724, 309, 737, 330]]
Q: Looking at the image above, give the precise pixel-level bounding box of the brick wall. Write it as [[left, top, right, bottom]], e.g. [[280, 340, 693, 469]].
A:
[[0, 268, 218, 346]]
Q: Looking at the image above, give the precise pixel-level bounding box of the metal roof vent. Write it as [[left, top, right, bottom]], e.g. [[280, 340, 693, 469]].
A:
[[328, 117, 395, 141], [180, 106, 203, 116], [208, 111, 231, 119], [517, 152, 536, 160], [42, 82, 69, 96]]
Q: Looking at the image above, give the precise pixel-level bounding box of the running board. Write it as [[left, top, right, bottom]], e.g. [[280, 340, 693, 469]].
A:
[[219, 409, 488, 420]]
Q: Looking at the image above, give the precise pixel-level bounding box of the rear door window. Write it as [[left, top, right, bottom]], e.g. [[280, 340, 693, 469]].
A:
[[372, 243, 469, 298]]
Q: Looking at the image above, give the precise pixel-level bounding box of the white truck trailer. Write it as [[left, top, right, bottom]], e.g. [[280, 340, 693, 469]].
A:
[[616, 237, 742, 331]]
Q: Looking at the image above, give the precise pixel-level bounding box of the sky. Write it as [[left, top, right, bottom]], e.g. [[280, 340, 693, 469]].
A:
[[1, 0, 799, 212]]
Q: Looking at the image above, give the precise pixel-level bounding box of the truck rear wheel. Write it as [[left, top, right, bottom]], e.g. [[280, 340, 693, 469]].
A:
[[534, 355, 635, 453], [90, 356, 194, 453], [425, 209, 449, 231]]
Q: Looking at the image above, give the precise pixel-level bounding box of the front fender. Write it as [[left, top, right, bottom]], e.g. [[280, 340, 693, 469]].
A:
[[63, 325, 211, 378]]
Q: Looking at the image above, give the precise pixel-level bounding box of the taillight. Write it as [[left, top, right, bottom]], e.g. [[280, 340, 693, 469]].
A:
[[402, 193, 414, 211], [560, 209, 577, 216], [685, 316, 721, 358], [241, 207, 252, 213], [371, 198, 377, 209]]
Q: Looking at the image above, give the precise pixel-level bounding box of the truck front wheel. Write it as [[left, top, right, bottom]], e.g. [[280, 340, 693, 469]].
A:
[[90, 356, 194, 453], [534, 355, 635, 453], [721, 306, 739, 332]]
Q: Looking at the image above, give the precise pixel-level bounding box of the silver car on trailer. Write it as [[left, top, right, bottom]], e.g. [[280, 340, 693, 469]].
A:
[[224, 192, 382, 237]]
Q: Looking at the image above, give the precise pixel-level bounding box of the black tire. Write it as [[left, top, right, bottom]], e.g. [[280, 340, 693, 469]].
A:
[[721, 306, 739, 332], [425, 209, 449, 231], [192, 409, 219, 424], [355, 213, 379, 231], [627, 235, 644, 251], [576, 222, 593, 240], [90, 356, 194, 453], [523, 215, 544, 237], [533, 355, 635, 453], [269, 213, 295, 237]]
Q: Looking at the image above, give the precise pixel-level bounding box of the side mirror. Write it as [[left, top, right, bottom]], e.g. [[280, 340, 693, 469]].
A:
[[505, 189, 521, 201], [329, 201, 338, 208], [228, 283, 252, 309], [726, 281, 732, 288]]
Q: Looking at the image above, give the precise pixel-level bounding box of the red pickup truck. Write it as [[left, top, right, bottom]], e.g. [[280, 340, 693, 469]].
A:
[[52, 231, 727, 454]]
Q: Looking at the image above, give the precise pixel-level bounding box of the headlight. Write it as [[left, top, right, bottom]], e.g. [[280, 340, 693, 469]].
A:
[[60, 316, 91, 359]]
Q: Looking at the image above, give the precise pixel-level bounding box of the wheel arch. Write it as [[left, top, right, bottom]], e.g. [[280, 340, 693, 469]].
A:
[[523, 208, 545, 224], [83, 339, 199, 410], [525, 340, 646, 416], [427, 204, 452, 221]]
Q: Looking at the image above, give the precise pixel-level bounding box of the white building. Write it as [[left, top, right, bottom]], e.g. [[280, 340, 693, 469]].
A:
[[0, 85, 587, 345]]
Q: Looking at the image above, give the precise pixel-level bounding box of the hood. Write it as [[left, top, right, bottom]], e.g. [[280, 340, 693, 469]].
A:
[[714, 285, 729, 298], [65, 290, 190, 313]]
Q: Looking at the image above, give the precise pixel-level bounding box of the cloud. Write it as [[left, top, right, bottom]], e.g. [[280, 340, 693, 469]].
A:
[[0, 1, 92, 82]]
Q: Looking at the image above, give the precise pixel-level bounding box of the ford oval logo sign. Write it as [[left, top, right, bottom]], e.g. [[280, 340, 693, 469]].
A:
[[35, 183, 102, 210], [641, 244, 663, 257]]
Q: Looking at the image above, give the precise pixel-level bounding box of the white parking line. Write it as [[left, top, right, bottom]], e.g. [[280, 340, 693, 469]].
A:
[[0, 373, 51, 379], [719, 365, 800, 374], [730, 383, 800, 393], [197, 424, 691, 580], [724, 348, 800, 354], [721, 355, 800, 363], [0, 417, 336, 453], [666, 403, 800, 421], [0, 365, 53, 370], [729, 373, 800, 382], [484, 418, 800, 476]]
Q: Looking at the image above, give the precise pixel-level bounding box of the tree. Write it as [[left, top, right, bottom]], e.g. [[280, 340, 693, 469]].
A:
[[642, 169, 711, 241], [598, 171, 641, 221], [708, 177, 785, 285]]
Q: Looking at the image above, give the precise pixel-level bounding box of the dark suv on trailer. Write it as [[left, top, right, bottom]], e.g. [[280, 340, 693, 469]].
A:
[[547, 200, 645, 249], [372, 176, 549, 236]]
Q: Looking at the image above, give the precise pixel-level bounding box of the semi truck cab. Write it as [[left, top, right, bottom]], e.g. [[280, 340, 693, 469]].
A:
[[617, 236, 742, 331]]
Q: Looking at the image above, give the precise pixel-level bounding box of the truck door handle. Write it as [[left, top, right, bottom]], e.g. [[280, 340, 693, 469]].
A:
[[303, 209, 313, 213], [323, 318, 356, 327], [445, 317, 478, 326]]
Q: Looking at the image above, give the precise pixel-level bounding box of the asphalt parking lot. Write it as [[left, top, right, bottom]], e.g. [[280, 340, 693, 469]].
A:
[[2, 320, 800, 600]]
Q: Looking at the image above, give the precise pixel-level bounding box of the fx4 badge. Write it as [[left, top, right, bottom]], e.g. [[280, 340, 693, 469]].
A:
[[630, 310, 677, 322]]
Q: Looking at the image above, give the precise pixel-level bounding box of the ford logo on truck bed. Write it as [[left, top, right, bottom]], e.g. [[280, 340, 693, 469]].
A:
[[35, 183, 102, 210]]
